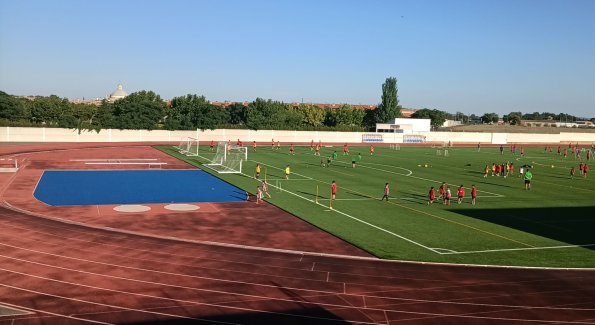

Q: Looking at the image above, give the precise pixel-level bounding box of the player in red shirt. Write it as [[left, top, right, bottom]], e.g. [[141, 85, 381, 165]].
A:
[[444, 187, 452, 205], [252, 141, 257, 152], [289, 144, 295, 155], [438, 182, 446, 201], [331, 180, 337, 200], [262, 180, 271, 198], [381, 183, 389, 201], [471, 185, 477, 206], [271, 138, 275, 149], [315, 143, 321, 156], [237, 139, 242, 146], [369, 145, 375, 156], [579, 163, 584, 175], [457, 185, 465, 204], [428, 186, 436, 205], [210, 140, 215, 152], [570, 166, 576, 178], [584, 164, 589, 178], [343, 143, 349, 156]]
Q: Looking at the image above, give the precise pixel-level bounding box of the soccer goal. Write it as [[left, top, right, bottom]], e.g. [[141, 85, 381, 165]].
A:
[[0, 158, 18, 172], [362, 133, 384, 143], [436, 149, 449, 156], [203, 142, 248, 174], [177, 137, 199, 156], [403, 134, 426, 143]]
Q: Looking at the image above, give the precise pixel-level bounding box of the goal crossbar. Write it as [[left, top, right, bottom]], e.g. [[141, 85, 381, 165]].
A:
[[203, 142, 247, 174]]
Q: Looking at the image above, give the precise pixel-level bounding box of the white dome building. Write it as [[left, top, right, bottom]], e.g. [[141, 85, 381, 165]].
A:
[[107, 84, 128, 102]]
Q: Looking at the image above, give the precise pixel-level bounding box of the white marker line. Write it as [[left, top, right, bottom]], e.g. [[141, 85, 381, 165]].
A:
[[0, 281, 232, 325], [317, 198, 377, 201], [0, 266, 377, 325], [0, 301, 35, 316], [240, 171, 440, 254], [70, 159, 159, 161], [84, 162, 167, 165], [336, 160, 503, 197], [0, 285, 115, 324], [441, 243, 595, 255], [431, 248, 459, 254]]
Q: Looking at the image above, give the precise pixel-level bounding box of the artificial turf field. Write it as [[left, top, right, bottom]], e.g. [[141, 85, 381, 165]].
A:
[[159, 144, 595, 268]]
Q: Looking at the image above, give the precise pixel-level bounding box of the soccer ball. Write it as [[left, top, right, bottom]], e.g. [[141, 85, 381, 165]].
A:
[[424, 164, 428, 168], [551, 165, 555, 168]]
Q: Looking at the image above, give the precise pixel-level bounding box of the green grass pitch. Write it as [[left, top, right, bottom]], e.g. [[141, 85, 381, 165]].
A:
[[158, 144, 595, 268]]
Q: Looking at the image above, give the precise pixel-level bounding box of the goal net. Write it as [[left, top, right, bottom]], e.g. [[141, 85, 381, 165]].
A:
[[403, 134, 426, 143], [177, 137, 199, 156], [362, 133, 384, 143], [203, 142, 248, 174]]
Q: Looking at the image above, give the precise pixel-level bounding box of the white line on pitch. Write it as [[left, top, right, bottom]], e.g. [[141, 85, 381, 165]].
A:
[[241, 172, 441, 254], [440, 243, 595, 255], [336, 160, 504, 198]]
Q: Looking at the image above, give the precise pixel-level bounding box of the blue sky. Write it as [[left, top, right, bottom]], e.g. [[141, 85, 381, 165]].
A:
[[1, 0, 593, 117]]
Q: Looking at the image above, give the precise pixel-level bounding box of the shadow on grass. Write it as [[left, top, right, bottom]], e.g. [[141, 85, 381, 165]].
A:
[[454, 206, 595, 248]]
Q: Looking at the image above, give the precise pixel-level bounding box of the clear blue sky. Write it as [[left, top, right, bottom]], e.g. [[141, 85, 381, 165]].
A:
[[1, 0, 593, 117]]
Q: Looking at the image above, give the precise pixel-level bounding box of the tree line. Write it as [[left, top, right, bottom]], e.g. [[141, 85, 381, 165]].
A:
[[0, 77, 403, 133], [1, 76, 590, 133]]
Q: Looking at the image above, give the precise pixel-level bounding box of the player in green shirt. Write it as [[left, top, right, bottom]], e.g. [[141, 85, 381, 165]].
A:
[[524, 169, 533, 190]]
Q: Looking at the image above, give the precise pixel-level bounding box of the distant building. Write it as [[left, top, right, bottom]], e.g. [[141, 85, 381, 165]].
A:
[[442, 120, 463, 127], [376, 118, 431, 133], [107, 84, 128, 102]]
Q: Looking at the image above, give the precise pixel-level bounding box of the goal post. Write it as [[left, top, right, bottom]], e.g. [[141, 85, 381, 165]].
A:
[[203, 142, 247, 174], [177, 137, 199, 156]]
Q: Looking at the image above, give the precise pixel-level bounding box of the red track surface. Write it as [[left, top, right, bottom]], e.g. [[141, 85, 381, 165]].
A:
[[0, 143, 594, 324]]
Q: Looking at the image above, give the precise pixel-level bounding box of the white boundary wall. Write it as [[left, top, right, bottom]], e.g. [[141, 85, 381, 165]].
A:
[[1, 127, 595, 144]]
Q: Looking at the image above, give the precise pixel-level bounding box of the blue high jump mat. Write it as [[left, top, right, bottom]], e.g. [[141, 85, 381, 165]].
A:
[[34, 170, 246, 206]]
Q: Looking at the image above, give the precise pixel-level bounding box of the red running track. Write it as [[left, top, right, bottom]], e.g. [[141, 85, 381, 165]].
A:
[[0, 143, 594, 324]]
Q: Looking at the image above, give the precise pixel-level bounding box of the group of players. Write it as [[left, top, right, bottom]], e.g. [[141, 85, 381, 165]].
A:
[[428, 182, 477, 206], [246, 141, 594, 206], [483, 162, 516, 178]]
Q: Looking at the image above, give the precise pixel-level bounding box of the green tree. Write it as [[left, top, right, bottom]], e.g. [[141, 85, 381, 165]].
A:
[[481, 113, 499, 124], [326, 105, 365, 127], [411, 108, 447, 130], [31, 95, 69, 125], [0, 91, 31, 122], [504, 111, 522, 125], [246, 98, 289, 130], [168, 94, 226, 131], [228, 102, 247, 125], [454, 111, 469, 124], [299, 104, 326, 127], [374, 77, 401, 123], [59, 103, 98, 133], [112, 91, 166, 130]]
